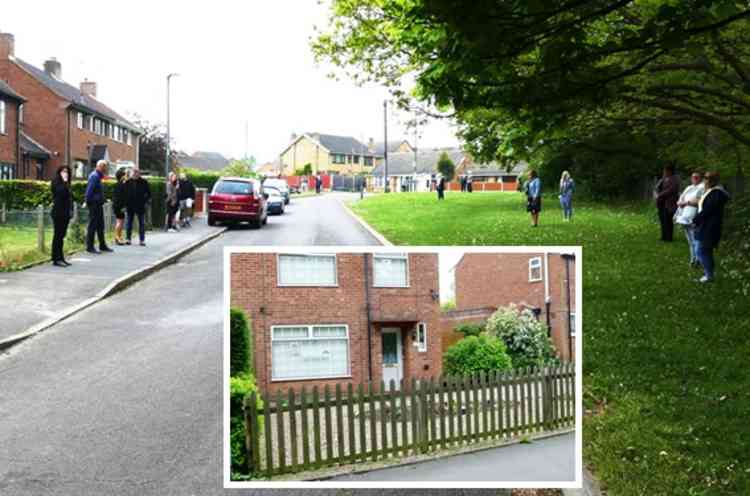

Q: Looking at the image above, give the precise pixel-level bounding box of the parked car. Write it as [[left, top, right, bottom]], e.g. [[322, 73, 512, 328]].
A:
[[263, 178, 290, 204], [264, 186, 285, 215], [207, 177, 268, 228]]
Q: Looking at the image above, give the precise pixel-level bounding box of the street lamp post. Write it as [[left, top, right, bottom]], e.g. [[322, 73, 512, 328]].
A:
[[166, 73, 179, 177]]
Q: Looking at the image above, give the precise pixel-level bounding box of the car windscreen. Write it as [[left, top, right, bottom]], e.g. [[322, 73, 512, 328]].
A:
[[264, 187, 282, 197], [214, 181, 253, 195], [264, 180, 287, 189]]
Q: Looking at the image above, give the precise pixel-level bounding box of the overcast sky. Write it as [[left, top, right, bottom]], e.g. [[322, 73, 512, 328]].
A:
[[3, 1, 459, 163]]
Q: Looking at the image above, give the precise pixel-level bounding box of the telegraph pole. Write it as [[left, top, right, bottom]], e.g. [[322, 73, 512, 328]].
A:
[[165, 73, 179, 177], [383, 100, 389, 193]]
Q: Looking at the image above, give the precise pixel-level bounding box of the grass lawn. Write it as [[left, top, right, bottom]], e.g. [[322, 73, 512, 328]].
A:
[[0, 223, 99, 271], [353, 192, 749, 495]]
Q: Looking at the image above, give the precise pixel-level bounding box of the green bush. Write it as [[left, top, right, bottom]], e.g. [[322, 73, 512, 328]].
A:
[[230, 308, 252, 376], [443, 335, 513, 376], [485, 304, 559, 369], [230, 373, 263, 474], [454, 323, 485, 338], [180, 168, 222, 191]]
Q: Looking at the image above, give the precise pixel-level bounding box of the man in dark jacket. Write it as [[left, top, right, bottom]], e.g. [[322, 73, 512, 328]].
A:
[[655, 164, 680, 241], [85, 160, 112, 253], [125, 168, 152, 246], [693, 171, 730, 283]]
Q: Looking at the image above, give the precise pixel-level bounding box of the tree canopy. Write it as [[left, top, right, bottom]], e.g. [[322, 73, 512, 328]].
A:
[[313, 1, 750, 191]]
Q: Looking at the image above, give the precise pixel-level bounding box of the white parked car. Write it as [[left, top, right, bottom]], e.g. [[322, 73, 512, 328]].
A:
[[264, 186, 285, 215], [263, 178, 290, 204]]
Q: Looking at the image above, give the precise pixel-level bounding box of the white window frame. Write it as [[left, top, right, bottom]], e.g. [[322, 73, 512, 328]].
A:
[[416, 322, 427, 352], [373, 253, 410, 288], [0, 100, 6, 135], [18, 104, 23, 124], [570, 312, 576, 337], [270, 324, 351, 381], [529, 257, 543, 282], [277, 253, 338, 287], [77, 111, 84, 129]]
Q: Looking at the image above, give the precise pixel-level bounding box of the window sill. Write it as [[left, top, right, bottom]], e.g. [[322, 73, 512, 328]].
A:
[[277, 283, 339, 288], [271, 375, 352, 383]]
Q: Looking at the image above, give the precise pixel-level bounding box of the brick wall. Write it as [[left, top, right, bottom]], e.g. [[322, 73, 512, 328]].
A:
[[454, 253, 577, 361], [0, 95, 18, 166], [439, 307, 496, 353], [230, 253, 443, 395]]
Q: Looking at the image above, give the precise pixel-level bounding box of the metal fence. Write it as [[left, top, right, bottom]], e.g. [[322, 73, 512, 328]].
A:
[[242, 364, 575, 477], [332, 175, 366, 192]]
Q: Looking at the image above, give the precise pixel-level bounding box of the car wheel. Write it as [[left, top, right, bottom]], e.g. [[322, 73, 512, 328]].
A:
[[208, 214, 216, 226], [262, 213, 268, 225]]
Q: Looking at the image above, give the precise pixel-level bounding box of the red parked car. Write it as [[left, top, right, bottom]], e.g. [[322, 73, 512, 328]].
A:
[[207, 177, 268, 228]]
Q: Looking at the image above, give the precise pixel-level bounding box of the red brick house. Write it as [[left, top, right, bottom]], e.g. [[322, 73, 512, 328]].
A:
[[0, 31, 141, 180], [446, 252, 577, 362], [0, 79, 24, 179], [230, 253, 442, 394]]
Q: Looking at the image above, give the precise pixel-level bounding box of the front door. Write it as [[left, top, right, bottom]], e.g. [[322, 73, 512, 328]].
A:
[[381, 327, 403, 390]]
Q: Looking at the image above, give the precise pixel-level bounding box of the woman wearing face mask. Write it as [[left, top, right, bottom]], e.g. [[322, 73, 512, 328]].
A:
[[50, 165, 73, 267]]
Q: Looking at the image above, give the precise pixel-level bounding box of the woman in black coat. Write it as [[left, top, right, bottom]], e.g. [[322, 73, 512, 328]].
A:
[[50, 165, 73, 267], [112, 169, 128, 245], [693, 171, 730, 283]]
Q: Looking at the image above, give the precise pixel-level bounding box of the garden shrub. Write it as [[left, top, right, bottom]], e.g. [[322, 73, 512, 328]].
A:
[[443, 335, 512, 376], [180, 168, 222, 191], [454, 323, 485, 338], [486, 304, 558, 369], [230, 308, 252, 376], [230, 373, 263, 474]]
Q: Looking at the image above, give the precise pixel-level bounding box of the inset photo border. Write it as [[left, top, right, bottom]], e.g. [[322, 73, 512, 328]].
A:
[[223, 246, 583, 489]]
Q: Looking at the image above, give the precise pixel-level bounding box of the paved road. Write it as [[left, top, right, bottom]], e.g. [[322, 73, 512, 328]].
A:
[[331, 433, 575, 482]]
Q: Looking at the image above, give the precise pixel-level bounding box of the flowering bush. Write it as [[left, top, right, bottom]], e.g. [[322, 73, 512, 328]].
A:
[[486, 304, 558, 369]]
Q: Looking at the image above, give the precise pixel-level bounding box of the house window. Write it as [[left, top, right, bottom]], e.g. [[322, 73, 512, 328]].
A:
[[0, 100, 6, 134], [353, 155, 360, 164], [529, 257, 543, 282], [77, 112, 84, 129], [88, 116, 94, 132], [373, 253, 409, 287], [125, 130, 132, 146], [278, 254, 337, 286], [271, 325, 350, 380], [364, 156, 373, 166], [0, 163, 16, 179], [18, 104, 23, 124], [331, 153, 346, 164], [416, 322, 427, 352], [74, 161, 86, 179]]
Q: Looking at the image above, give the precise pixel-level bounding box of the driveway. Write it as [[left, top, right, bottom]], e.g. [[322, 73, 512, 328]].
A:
[[330, 433, 575, 482]]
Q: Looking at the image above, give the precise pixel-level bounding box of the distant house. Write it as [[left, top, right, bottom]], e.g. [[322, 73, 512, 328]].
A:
[[279, 132, 382, 176], [255, 160, 282, 177], [369, 147, 526, 192], [369, 139, 413, 155], [0, 30, 142, 180], [177, 151, 230, 173], [0, 80, 24, 179]]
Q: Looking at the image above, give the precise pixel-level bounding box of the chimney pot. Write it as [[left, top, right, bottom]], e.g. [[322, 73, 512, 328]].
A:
[[0, 32, 14, 60], [44, 58, 62, 79], [290, 132, 297, 141], [80, 79, 98, 98]]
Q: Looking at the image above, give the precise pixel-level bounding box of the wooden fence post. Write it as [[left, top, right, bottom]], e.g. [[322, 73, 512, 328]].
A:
[[36, 204, 45, 253], [103, 201, 112, 236], [244, 392, 261, 474], [1, 202, 6, 224], [543, 367, 553, 430]]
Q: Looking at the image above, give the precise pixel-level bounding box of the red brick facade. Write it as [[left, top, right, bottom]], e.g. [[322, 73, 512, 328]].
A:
[[452, 253, 577, 361], [0, 31, 139, 180], [230, 253, 442, 395]]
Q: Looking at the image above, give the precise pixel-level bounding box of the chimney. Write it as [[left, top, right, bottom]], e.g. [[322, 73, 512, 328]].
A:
[[80, 79, 97, 98], [0, 32, 14, 60], [44, 57, 62, 79], [290, 132, 297, 142]]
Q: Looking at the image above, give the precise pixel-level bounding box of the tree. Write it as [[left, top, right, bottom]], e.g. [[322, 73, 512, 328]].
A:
[[130, 115, 177, 176], [485, 305, 558, 369], [312, 1, 750, 193], [222, 159, 257, 179], [437, 152, 456, 182]]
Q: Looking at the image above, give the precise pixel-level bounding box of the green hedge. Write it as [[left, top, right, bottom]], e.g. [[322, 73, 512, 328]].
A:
[[230, 373, 263, 475], [230, 308, 253, 376], [181, 168, 222, 191], [0, 178, 167, 228], [443, 335, 513, 376]]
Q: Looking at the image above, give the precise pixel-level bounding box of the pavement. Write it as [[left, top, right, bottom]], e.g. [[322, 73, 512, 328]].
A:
[[329, 433, 575, 482]]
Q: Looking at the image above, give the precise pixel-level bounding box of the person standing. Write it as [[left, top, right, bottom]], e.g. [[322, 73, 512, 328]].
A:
[[525, 169, 542, 227], [178, 172, 196, 228], [559, 170, 576, 221], [437, 175, 446, 200], [467, 174, 473, 193], [655, 164, 680, 241], [112, 169, 127, 245], [165, 172, 180, 232], [50, 165, 73, 267], [674, 171, 705, 266], [693, 172, 730, 283], [85, 160, 113, 254], [125, 168, 151, 246]]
